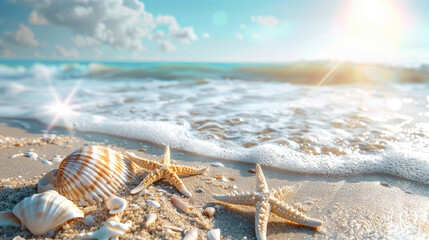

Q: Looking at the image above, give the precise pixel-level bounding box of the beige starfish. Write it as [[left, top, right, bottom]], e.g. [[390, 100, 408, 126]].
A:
[[125, 146, 208, 197], [213, 164, 322, 240]]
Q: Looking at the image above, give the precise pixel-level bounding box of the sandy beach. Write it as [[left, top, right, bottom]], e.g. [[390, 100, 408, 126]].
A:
[[0, 118, 428, 239]]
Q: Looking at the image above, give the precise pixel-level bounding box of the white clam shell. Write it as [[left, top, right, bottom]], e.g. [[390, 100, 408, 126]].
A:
[[37, 169, 58, 193], [83, 215, 95, 226], [106, 196, 127, 215], [211, 162, 225, 168], [183, 229, 198, 240], [56, 146, 138, 206], [12, 190, 84, 235], [207, 229, 221, 240], [147, 200, 161, 208], [144, 213, 157, 227]]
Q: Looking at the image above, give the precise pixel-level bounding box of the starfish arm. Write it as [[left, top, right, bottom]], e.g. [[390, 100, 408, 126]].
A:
[[165, 171, 192, 197], [270, 183, 300, 200], [269, 198, 322, 227], [212, 192, 259, 206], [256, 164, 269, 192], [130, 169, 164, 195], [162, 146, 171, 165], [170, 165, 208, 175], [125, 152, 161, 170], [255, 199, 271, 240]]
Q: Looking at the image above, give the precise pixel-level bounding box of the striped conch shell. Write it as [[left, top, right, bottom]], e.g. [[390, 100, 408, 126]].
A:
[[12, 190, 84, 235], [54, 146, 138, 206]]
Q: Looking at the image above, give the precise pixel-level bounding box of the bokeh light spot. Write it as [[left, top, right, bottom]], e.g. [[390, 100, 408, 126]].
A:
[[212, 11, 228, 26]]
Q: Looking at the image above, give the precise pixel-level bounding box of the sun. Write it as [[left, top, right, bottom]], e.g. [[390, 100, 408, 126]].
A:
[[327, 0, 408, 62]]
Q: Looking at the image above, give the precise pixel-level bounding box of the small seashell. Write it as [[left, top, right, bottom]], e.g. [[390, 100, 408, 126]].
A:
[[106, 196, 127, 215], [138, 189, 154, 197], [380, 182, 391, 187], [204, 207, 216, 218], [0, 211, 21, 227], [9, 153, 24, 158], [144, 213, 157, 227], [41, 159, 52, 165], [56, 146, 138, 206], [157, 189, 168, 194], [170, 196, 193, 214], [164, 225, 183, 232], [77, 215, 131, 239], [211, 162, 225, 168], [207, 229, 221, 240], [37, 169, 58, 193], [12, 190, 84, 235], [25, 152, 38, 159], [138, 148, 147, 152], [248, 169, 256, 174], [147, 200, 161, 208], [213, 174, 223, 179], [183, 229, 198, 240], [83, 215, 95, 226], [52, 156, 63, 163], [12, 236, 25, 240]]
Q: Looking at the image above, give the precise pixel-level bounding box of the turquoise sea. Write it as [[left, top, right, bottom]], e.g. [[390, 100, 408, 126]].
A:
[[0, 60, 428, 184]]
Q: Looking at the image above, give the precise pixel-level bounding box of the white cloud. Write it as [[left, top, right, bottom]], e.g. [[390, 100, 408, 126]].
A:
[[156, 15, 197, 44], [171, 27, 197, 44], [71, 35, 101, 47], [251, 15, 283, 26], [20, 0, 153, 50], [29, 11, 48, 25], [240, 24, 246, 29], [17, 0, 197, 51], [152, 30, 164, 39], [202, 33, 210, 38], [55, 45, 79, 58], [156, 15, 179, 31], [158, 40, 177, 52], [235, 32, 243, 40], [4, 24, 39, 47]]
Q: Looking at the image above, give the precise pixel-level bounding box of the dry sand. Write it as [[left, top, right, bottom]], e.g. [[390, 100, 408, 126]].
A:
[[1, 118, 429, 239]]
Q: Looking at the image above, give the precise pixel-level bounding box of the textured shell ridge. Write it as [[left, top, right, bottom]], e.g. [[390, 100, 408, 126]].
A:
[[56, 146, 137, 206], [12, 190, 83, 235]]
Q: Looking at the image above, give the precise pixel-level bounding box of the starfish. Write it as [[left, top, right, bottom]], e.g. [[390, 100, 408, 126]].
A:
[[77, 215, 131, 240], [125, 146, 208, 197], [213, 164, 322, 240]]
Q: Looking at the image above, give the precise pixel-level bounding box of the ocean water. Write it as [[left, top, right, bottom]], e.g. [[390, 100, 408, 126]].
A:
[[0, 60, 429, 184]]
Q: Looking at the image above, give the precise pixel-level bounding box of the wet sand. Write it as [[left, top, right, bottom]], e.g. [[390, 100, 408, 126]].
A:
[[1, 118, 429, 239]]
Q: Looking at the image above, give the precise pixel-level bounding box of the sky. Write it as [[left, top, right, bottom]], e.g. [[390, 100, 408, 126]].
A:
[[0, 0, 428, 63]]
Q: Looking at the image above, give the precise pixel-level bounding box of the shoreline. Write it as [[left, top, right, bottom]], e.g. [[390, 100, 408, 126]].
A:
[[1, 118, 429, 239]]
